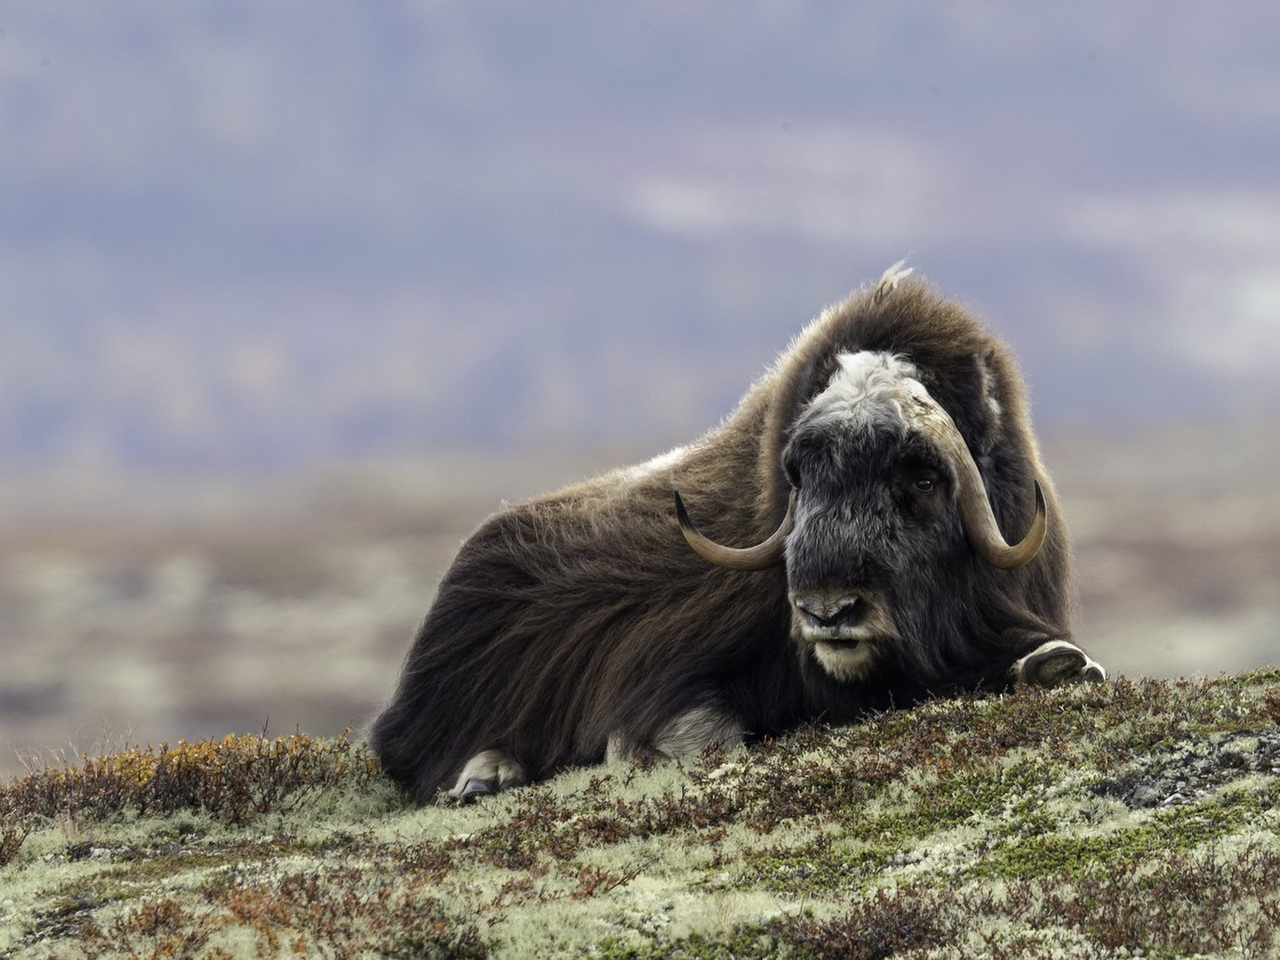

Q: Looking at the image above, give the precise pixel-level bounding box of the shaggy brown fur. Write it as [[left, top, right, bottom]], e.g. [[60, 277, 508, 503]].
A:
[[370, 274, 1073, 801]]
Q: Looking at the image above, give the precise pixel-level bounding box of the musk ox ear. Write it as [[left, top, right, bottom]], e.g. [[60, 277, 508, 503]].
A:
[[1011, 640, 1107, 688], [974, 350, 1004, 453]]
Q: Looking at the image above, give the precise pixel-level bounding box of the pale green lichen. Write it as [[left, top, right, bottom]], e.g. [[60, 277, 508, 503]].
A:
[[4, 672, 1280, 958]]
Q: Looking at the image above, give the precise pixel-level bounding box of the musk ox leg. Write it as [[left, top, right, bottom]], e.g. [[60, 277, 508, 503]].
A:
[[606, 705, 744, 764], [1012, 639, 1106, 688], [448, 749, 528, 802]]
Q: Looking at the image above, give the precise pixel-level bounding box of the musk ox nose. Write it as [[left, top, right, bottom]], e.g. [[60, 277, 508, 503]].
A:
[[790, 590, 885, 644], [794, 595, 866, 632]]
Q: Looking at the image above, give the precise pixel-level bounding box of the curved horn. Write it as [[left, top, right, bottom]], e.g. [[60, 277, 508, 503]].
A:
[[673, 490, 795, 571], [958, 476, 1047, 571], [904, 387, 1047, 570]]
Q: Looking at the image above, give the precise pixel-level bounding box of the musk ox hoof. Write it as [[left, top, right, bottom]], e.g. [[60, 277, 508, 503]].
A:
[[1012, 639, 1106, 688], [460, 778, 496, 801], [448, 749, 528, 802]]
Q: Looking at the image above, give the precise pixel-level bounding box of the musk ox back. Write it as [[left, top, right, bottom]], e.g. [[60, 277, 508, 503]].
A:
[[370, 266, 1103, 802]]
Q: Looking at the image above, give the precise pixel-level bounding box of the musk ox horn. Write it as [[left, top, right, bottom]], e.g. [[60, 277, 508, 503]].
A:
[[904, 386, 1046, 570], [674, 490, 795, 571], [959, 476, 1047, 570]]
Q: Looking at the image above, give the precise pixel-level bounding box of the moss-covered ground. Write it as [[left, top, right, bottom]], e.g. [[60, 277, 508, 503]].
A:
[[4, 672, 1280, 959]]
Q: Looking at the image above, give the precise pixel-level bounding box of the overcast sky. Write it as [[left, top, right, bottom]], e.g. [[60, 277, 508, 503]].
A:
[[3, 3, 1279, 470]]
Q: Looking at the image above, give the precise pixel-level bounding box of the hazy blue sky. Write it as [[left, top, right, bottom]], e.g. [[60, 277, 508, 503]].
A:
[[3, 2, 1279, 469]]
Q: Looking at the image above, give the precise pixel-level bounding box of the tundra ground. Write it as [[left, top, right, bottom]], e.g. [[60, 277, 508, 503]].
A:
[[4, 672, 1280, 959]]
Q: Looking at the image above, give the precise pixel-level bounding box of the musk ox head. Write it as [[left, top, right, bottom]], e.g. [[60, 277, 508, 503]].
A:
[[675, 349, 1045, 685]]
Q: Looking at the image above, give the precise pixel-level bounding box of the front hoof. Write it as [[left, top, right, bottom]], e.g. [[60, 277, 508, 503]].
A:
[[459, 778, 497, 803], [1013, 639, 1107, 688], [448, 749, 529, 802]]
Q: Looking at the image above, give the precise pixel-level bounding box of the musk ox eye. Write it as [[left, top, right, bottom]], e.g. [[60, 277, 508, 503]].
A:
[[912, 476, 937, 494]]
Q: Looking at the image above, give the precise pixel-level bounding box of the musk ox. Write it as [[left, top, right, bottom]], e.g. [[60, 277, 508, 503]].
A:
[[371, 264, 1104, 802]]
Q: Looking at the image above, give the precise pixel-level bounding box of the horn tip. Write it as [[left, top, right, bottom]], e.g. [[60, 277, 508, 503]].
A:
[[673, 489, 691, 529]]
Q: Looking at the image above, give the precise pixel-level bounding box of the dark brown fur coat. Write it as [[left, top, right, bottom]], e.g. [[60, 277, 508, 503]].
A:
[[370, 277, 1073, 800]]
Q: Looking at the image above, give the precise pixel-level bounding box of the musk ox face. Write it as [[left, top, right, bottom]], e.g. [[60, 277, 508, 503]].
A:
[[676, 348, 1048, 685], [782, 352, 973, 683]]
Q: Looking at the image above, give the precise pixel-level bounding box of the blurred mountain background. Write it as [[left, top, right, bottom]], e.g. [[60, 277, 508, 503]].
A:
[[3, 2, 1279, 773]]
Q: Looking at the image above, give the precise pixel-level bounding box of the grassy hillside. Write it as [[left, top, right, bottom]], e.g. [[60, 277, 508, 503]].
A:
[[4, 672, 1280, 959]]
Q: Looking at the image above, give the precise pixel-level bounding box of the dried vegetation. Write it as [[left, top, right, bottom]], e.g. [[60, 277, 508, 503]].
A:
[[4, 672, 1280, 958]]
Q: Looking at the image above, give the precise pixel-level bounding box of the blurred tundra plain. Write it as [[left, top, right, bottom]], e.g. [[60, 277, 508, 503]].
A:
[[2, 425, 1278, 778]]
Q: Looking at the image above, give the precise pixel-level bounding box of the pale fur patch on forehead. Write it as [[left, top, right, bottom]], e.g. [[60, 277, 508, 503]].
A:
[[802, 351, 922, 429]]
